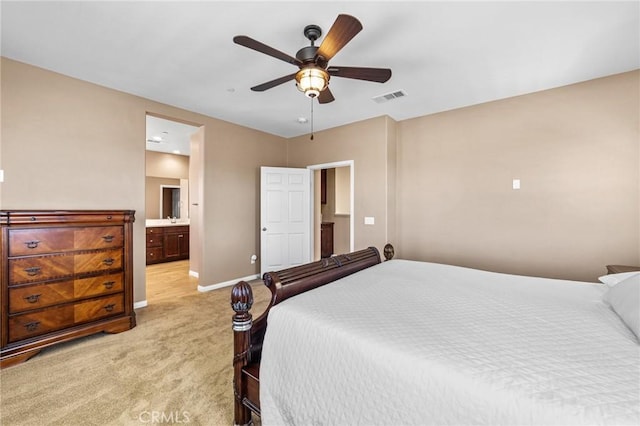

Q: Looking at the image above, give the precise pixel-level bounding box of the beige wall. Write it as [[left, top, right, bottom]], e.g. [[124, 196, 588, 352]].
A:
[[334, 166, 351, 215], [287, 116, 397, 253], [1, 57, 636, 298], [397, 71, 639, 282], [145, 150, 189, 179], [385, 117, 398, 248], [0, 58, 3, 205], [0, 58, 287, 303], [202, 119, 287, 284]]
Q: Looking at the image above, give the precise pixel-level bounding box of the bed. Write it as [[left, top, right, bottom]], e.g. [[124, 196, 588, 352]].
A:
[[230, 246, 640, 426]]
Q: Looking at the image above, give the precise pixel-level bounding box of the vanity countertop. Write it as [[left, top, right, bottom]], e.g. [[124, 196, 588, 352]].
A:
[[145, 219, 190, 227]]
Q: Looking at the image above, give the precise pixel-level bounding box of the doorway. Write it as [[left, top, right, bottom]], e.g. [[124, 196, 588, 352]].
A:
[[308, 161, 354, 260], [145, 114, 203, 304]]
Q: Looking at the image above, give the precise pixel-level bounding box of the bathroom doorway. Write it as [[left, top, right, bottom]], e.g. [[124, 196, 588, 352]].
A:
[[145, 114, 202, 304], [308, 161, 354, 260]]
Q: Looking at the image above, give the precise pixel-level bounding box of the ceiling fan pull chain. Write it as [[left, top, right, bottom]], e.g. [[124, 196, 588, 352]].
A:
[[310, 97, 314, 140]]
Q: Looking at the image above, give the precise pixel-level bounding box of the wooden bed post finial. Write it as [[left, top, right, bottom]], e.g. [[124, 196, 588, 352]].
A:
[[231, 280, 253, 326], [231, 281, 254, 426], [383, 243, 395, 261]]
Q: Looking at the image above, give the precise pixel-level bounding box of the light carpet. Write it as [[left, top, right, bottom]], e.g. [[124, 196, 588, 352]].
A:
[[0, 282, 270, 425]]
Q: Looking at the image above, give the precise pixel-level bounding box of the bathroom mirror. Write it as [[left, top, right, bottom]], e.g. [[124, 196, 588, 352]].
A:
[[160, 185, 181, 219]]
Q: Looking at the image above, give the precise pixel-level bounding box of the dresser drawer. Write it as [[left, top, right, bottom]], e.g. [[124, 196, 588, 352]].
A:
[[74, 272, 123, 298], [74, 294, 124, 324], [9, 255, 74, 284], [74, 249, 122, 274], [73, 226, 123, 250], [9, 249, 123, 285], [2, 212, 128, 225], [9, 281, 75, 313], [8, 293, 124, 343], [8, 305, 75, 343], [8, 273, 124, 313], [8, 226, 123, 256], [8, 228, 74, 256]]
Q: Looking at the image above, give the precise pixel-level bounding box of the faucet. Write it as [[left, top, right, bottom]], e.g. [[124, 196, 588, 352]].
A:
[[168, 216, 177, 223]]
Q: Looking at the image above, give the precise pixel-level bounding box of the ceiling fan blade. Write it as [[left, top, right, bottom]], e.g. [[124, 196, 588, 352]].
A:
[[251, 73, 297, 92], [234, 35, 302, 67], [318, 87, 335, 104], [316, 14, 363, 62], [328, 66, 392, 83]]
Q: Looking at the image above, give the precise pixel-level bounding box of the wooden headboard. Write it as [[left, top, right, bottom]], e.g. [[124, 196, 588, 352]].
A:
[[230, 246, 384, 425]]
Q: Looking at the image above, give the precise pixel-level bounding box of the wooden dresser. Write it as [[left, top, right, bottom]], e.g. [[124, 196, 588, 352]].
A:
[[0, 210, 136, 368]]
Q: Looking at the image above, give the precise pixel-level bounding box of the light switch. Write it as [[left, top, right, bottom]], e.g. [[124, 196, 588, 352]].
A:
[[512, 179, 521, 190], [0, 170, 4, 182], [364, 216, 375, 225]]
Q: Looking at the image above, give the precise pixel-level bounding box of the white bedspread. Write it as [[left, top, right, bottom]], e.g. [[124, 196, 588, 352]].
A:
[[260, 260, 640, 426]]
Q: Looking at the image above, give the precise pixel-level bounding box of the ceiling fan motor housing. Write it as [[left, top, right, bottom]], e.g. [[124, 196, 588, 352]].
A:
[[297, 24, 326, 66], [303, 24, 322, 43], [296, 45, 319, 63]]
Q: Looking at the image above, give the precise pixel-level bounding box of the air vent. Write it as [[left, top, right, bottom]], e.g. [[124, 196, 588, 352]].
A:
[[372, 90, 407, 104]]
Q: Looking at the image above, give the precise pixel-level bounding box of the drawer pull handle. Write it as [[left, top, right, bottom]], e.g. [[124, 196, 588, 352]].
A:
[[25, 321, 40, 332], [103, 258, 115, 266], [24, 294, 41, 303], [107, 215, 113, 220], [178, 235, 184, 238], [102, 235, 115, 243], [25, 240, 41, 249], [24, 266, 42, 276], [104, 303, 116, 312], [103, 281, 115, 289]]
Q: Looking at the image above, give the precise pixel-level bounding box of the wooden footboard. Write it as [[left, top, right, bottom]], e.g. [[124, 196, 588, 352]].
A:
[[230, 246, 385, 426]]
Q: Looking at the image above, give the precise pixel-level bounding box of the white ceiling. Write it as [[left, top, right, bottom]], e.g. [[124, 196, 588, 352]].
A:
[[146, 115, 199, 156], [2, 1, 639, 144]]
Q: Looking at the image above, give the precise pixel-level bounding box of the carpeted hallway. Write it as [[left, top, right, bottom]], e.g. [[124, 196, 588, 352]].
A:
[[0, 277, 270, 425]]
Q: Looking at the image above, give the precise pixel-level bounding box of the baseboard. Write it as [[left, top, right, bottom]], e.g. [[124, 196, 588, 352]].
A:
[[188, 270, 199, 278], [134, 300, 148, 309], [198, 274, 260, 293]]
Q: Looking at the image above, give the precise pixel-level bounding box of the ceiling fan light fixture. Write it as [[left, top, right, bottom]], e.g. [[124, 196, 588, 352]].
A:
[[295, 67, 329, 98]]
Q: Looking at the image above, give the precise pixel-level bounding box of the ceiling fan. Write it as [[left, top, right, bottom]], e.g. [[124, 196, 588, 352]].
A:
[[233, 14, 392, 104]]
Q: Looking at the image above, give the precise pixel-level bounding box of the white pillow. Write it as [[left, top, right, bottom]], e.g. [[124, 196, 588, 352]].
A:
[[603, 274, 640, 340], [599, 271, 640, 287]]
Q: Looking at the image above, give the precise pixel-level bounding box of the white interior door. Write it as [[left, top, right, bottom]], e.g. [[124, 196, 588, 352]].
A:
[[261, 166, 311, 275]]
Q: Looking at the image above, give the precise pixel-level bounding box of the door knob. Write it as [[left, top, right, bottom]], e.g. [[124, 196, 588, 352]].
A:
[[262, 227, 267, 231]]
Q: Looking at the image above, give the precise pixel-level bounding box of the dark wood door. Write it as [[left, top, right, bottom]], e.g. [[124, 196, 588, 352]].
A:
[[164, 226, 189, 261], [320, 222, 334, 258], [164, 232, 181, 260]]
